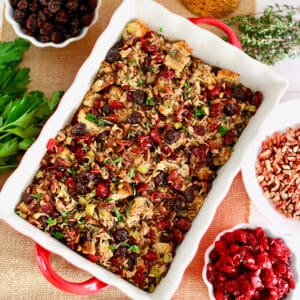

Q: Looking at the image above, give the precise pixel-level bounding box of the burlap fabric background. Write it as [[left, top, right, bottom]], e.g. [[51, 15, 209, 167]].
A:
[[0, 0, 254, 299]]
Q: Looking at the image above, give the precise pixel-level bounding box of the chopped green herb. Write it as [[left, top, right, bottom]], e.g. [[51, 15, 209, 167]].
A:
[[113, 157, 123, 164], [80, 219, 87, 225], [218, 125, 229, 136], [46, 217, 55, 225], [149, 66, 155, 73], [129, 59, 137, 65], [129, 168, 135, 178], [54, 231, 63, 240], [32, 193, 42, 199], [82, 144, 89, 152], [67, 167, 76, 177], [103, 158, 109, 164], [159, 26, 163, 33], [184, 82, 190, 90], [109, 245, 117, 251], [182, 126, 189, 136], [146, 97, 155, 106], [114, 205, 124, 222], [125, 74, 130, 81], [97, 118, 113, 126], [16, 210, 23, 217], [128, 244, 139, 253], [136, 78, 144, 87], [194, 108, 205, 118], [107, 197, 114, 202], [85, 113, 97, 122]]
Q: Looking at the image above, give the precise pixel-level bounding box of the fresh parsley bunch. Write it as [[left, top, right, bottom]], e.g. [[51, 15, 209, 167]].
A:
[[0, 38, 63, 173]]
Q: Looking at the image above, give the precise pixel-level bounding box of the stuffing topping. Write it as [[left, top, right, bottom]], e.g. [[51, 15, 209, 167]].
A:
[[16, 20, 262, 293]]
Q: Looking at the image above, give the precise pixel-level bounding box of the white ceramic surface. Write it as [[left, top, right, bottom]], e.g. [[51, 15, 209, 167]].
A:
[[4, 0, 102, 48], [202, 223, 299, 300], [0, 0, 289, 299], [242, 99, 300, 234]]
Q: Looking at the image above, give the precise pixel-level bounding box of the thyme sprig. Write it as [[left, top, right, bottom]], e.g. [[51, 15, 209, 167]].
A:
[[225, 4, 300, 64]]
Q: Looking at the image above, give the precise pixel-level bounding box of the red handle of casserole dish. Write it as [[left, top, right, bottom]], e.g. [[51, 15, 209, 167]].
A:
[[188, 17, 241, 49], [35, 243, 108, 295], [33, 17, 240, 296]]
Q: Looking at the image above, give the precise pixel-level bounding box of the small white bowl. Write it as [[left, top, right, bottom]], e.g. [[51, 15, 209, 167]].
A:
[[203, 223, 299, 300], [4, 0, 102, 48]]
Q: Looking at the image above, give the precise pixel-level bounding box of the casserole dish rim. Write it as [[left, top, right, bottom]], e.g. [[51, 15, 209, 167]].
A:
[[0, 0, 289, 299]]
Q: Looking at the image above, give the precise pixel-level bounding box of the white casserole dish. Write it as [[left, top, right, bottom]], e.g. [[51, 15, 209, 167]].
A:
[[0, 0, 289, 299]]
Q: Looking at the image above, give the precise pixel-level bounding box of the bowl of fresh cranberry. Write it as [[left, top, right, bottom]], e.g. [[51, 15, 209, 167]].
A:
[[203, 224, 298, 300], [5, 0, 101, 48]]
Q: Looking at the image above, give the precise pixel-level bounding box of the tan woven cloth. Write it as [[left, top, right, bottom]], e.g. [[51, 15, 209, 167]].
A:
[[0, 0, 254, 299]]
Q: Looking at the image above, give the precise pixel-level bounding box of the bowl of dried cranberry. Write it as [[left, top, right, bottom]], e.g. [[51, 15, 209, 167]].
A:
[[203, 224, 298, 300], [4, 0, 101, 48]]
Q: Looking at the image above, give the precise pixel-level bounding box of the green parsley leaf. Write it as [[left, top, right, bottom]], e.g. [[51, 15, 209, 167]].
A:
[[114, 205, 124, 222], [54, 231, 64, 240], [113, 157, 123, 164], [218, 125, 229, 136], [194, 108, 205, 118], [85, 113, 97, 122], [46, 217, 55, 225], [129, 59, 136, 65], [146, 97, 155, 106], [128, 245, 139, 253], [32, 193, 42, 199]]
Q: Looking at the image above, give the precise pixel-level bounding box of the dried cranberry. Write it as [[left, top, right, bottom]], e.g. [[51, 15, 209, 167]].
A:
[[97, 130, 110, 142], [141, 56, 151, 73], [69, 18, 81, 36], [252, 91, 263, 107], [184, 185, 195, 202], [48, 0, 60, 13], [127, 111, 142, 124], [193, 125, 205, 136], [39, 21, 54, 35], [156, 219, 171, 230], [232, 86, 246, 100], [105, 47, 120, 64], [81, 13, 94, 27], [55, 10, 69, 23], [158, 146, 170, 158], [150, 128, 162, 143], [209, 103, 222, 118], [89, 0, 98, 9], [172, 228, 184, 245], [160, 68, 175, 81], [224, 102, 239, 116], [174, 218, 191, 233], [168, 169, 183, 191], [17, 0, 28, 11], [154, 171, 167, 187], [150, 190, 164, 203], [137, 135, 152, 148], [41, 203, 54, 215], [164, 128, 179, 144], [51, 30, 64, 43], [13, 9, 26, 23], [66, 0, 78, 11], [21, 192, 33, 204], [114, 245, 127, 257], [71, 123, 86, 136], [132, 90, 146, 105], [160, 232, 172, 243], [223, 130, 235, 146], [26, 13, 38, 32], [113, 228, 129, 243], [96, 182, 109, 199], [28, 0, 39, 12]]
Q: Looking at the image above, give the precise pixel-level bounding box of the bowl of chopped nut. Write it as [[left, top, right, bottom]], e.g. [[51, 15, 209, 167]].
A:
[[203, 223, 298, 299], [242, 99, 300, 234], [4, 0, 101, 48]]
